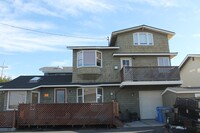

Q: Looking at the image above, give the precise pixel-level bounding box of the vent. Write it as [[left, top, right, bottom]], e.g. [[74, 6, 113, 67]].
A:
[[29, 77, 41, 83]]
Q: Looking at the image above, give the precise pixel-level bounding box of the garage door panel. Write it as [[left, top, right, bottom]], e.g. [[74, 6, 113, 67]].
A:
[[139, 91, 163, 119]]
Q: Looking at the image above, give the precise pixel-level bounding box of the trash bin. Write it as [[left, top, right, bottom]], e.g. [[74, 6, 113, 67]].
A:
[[156, 106, 172, 123]]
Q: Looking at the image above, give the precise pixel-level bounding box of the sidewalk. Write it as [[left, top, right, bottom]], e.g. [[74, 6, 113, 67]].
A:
[[123, 119, 165, 128]]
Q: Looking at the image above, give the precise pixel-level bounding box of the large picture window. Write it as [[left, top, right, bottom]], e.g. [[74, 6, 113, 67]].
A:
[[77, 88, 103, 103], [133, 32, 153, 45], [77, 50, 102, 67], [7, 91, 26, 110]]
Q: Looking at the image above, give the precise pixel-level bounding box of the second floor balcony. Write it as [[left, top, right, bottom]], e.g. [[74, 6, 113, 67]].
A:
[[121, 66, 180, 82]]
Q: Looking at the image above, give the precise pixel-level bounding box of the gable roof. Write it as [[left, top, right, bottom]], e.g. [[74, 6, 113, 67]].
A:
[[161, 87, 200, 95], [0, 74, 72, 89], [109, 25, 175, 46], [179, 54, 200, 70]]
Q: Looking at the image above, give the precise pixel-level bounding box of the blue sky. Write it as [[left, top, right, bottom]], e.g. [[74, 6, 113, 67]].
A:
[[0, 0, 200, 78]]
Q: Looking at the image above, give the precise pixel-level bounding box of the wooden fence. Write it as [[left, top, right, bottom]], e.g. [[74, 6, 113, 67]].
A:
[[17, 102, 120, 127], [0, 111, 16, 128]]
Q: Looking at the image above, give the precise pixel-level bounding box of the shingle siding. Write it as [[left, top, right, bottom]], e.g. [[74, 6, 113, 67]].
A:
[[115, 29, 169, 53], [67, 88, 77, 103], [0, 93, 5, 111]]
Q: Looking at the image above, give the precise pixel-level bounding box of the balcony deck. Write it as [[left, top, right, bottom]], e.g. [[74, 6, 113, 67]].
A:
[[121, 66, 180, 82]]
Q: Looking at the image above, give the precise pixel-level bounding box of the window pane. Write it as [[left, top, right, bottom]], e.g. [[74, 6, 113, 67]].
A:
[[96, 52, 102, 66], [78, 89, 82, 96], [158, 57, 170, 66], [123, 60, 130, 66], [148, 33, 153, 45], [139, 33, 147, 44], [77, 52, 83, 67], [9, 91, 26, 109], [97, 88, 103, 103], [97, 52, 101, 60], [83, 51, 95, 66], [133, 33, 138, 45], [56, 90, 65, 103], [78, 97, 83, 103], [84, 88, 96, 103]]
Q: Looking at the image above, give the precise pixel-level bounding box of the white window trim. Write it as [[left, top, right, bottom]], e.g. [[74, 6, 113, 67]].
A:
[[54, 88, 67, 103], [77, 50, 102, 68], [133, 32, 154, 46], [7, 91, 27, 110], [157, 57, 170, 66], [120, 57, 132, 68], [31, 91, 40, 104], [76, 87, 103, 103]]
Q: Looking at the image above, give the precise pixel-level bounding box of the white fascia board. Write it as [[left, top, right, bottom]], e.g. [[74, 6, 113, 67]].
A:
[[161, 88, 200, 95], [161, 88, 177, 95], [67, 46, 120, 50], [120, 80, 182, 87], [113, 52, 178, 57]]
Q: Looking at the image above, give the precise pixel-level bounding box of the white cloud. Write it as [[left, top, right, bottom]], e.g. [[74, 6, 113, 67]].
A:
[[192, 34, 200, 38], [0, 0, 114, 18], [125, 0, 190, 8], [0, 21, 107, 53]]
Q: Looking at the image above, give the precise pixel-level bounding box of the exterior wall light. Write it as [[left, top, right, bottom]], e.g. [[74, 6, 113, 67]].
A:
[[44, 93, 49, 97]]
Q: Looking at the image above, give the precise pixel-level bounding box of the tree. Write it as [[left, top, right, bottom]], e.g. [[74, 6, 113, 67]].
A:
[[0, 76, 11, 83]]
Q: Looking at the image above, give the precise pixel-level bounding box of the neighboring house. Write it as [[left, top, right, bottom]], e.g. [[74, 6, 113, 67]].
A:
[[162, 87, 200, 107], [179, 54, 200, 87], [0, 25, 181, 120], [161, 54, 200, 108]]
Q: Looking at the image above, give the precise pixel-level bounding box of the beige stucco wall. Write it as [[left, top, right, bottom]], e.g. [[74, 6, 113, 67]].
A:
[[162, 91, 195, 107], [180, 57, 200, 87]]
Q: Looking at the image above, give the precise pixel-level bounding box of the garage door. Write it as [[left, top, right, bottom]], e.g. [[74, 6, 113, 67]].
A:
[[139, 90, 163, 119]]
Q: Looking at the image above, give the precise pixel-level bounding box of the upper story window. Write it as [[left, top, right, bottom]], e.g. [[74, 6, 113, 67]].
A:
[[157, 57, 170, 66], [133, 32, 153, 45], [77, 50, 102, 67]]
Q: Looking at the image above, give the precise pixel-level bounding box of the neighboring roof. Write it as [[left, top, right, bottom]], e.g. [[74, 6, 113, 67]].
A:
[[0, 82, 4, 87], [0, 74, 120, 90], [161, 87, 200, 95], [113, 52, 178, 59], [179, 54, 200, 70], [39, 66, 73, 74], [0, 74, 72, 89], [67, 46, 120, 50], [109, 25, 175, 46]]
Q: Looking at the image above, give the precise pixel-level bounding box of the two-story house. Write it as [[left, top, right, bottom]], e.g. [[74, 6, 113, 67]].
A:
[[0, 25, 181, 120]]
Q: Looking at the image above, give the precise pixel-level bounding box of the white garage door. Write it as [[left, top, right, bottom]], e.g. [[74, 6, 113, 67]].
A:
[[139, 90, 163, 119]]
